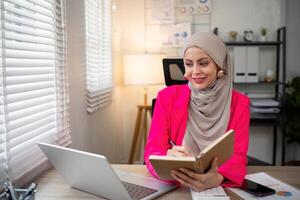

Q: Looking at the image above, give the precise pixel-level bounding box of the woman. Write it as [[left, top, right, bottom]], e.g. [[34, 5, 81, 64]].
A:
[[144, 32, 250, 191]]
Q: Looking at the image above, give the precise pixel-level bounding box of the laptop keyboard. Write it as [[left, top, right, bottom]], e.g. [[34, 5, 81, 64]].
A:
[[121, 181, 157, 200]]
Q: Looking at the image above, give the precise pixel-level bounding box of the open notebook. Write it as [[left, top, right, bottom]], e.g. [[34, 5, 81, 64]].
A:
[[149, 129, 234, 180]]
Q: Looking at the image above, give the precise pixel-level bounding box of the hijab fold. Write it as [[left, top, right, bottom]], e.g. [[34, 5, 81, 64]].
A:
[[182, 33, 233, 156]]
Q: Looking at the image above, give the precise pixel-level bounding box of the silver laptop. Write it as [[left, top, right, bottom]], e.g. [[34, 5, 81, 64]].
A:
[[37, 142, 176, 200]]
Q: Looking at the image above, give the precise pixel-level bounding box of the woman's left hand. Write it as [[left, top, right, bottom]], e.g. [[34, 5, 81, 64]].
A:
[[170, 157, 224, 191]]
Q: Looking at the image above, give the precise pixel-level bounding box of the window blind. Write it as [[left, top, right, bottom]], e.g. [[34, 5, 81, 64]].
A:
[[0, 0, 71, 186], [0, 1, 9, 185], [85, 0, 113, 113]]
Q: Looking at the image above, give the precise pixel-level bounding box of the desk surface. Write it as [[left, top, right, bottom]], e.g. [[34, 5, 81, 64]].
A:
[[35, 165, 300, 200]]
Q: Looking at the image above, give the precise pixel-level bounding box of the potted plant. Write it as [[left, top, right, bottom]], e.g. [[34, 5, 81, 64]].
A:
[[259, 27, 267, 41], [286, 76, 300, 145], [228, 31, 238, 42]]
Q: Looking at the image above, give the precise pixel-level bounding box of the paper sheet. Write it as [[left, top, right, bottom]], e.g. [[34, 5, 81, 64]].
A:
[[147, 0, 174, 24], [228, 172, 300, 200]]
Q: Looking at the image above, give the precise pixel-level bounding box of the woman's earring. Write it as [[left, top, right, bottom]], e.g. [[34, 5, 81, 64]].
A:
[[217, 70, 224, 77], [183, 73, 188, 80]]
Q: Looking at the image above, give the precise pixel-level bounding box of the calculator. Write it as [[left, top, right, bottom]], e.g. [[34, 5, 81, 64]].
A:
[[190, 186, 230, 200]]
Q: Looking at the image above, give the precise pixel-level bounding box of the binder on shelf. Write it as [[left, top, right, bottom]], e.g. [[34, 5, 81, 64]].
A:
[[233, 47, 259, 83], [246, 47, 259, 83], [233, 47, 247, 82]]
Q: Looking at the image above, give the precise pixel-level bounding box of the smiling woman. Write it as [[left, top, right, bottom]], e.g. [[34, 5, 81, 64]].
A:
[[183, 47, 221, 90], [144, 32, 250, 191]]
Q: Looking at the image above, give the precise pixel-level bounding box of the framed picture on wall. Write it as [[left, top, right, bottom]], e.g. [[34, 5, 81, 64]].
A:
[[146, 0, 175, 24], [161, 23, 191, 47], [178, 0, 211, 16]]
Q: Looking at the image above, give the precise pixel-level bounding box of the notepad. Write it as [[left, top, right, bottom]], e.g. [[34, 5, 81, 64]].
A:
[[149, 129, 234, 180]]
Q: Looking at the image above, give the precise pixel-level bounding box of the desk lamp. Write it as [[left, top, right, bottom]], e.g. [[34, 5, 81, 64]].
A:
[[123, 54, 165, 164]]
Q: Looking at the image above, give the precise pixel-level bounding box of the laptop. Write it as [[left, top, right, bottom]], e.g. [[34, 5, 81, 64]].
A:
[[37, 142, 176, 200]]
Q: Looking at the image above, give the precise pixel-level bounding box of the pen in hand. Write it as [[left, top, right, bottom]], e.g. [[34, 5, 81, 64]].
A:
[[169, 139, 176, 147], [168, 139, 189, 157], [169, 140, 193, 157]]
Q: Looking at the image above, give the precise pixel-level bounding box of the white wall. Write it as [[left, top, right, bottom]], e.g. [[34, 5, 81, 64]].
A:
[[66, 0, 87, 151], [66, 0, 124, 163], [66, 0, 300, 165], [285, 0, 300, 161], [211, 0, 282, 41], [115, 0, 284, 165], [65, 0, 162, 164], [286, 0, 300, 79], [212, 0, 282, 91]]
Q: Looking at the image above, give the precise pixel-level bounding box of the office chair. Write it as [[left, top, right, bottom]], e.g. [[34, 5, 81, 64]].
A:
[[151, 58, 188, 116], [162, 58, 188, 86]]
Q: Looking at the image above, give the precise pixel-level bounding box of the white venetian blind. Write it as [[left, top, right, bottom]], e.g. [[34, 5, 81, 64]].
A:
[[0, 0, 71, 185], [0, 0, 9, 185], [85, 0, 113, 113]]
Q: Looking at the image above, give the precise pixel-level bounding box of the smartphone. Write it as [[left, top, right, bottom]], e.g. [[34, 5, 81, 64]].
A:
[[240, 179, 276, 197]]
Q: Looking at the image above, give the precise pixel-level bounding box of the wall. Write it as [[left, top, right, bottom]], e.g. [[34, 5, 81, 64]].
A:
[[210, 0, 282, 164], [211, 0, 283, 163], [286, 0, 300, 79], [66, 0, 87, 151], [115, 0, 284, 165], [66, 0, 299, 164], [285, 0, 300, 161], [65, 0, 161, 164], [211, 0, 281, 41], [66, 0, 124, 163]]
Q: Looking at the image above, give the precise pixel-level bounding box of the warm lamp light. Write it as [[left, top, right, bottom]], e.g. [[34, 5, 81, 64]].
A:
[[123, 54, 165, 164], [123, 54, 165, 105], [123, 54, 165, 85]]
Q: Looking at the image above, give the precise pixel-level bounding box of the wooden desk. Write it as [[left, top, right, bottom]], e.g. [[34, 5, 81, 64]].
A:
[[35, 165, 300, 200]]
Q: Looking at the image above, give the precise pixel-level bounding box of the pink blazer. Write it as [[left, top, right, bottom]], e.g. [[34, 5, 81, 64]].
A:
[[144, 84, 250, 187]]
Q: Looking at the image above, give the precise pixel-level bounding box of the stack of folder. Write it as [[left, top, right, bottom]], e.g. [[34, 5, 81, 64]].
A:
[[250, 99, 280, 119], [233, 47, 259, 83]]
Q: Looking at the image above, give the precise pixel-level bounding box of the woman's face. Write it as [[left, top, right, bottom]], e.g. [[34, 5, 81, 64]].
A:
[[183, 47, 219, 90]]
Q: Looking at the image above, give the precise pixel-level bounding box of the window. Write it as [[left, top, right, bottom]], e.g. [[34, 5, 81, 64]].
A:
[[0, 0, 71, 186], [85, 0, 113, 113]]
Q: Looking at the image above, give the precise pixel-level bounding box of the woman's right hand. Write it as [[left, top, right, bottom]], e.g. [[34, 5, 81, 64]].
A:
[[167, 146, 192, 157]]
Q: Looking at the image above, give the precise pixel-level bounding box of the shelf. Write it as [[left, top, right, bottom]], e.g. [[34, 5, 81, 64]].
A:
[[250, 117, 281, 126], [226, 41, 282, 46], [248, 155, 272, 166], [228, 27, 286, 166], [162, 41, 283, 48], [234, 81, 285, 85], [146, 22, 210, 26]]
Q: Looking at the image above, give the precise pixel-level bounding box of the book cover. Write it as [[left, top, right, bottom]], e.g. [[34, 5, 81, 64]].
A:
[[149, 129, 234, 180]]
